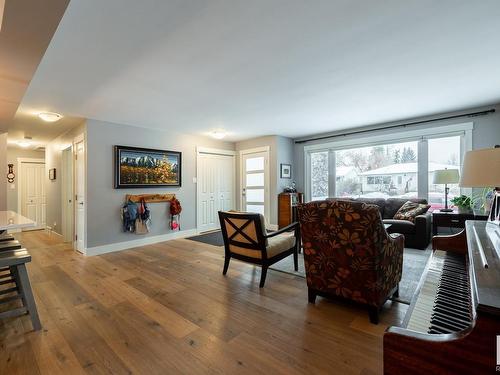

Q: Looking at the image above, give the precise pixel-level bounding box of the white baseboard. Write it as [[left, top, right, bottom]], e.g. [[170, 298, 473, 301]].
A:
[[84, 228, 198, 256], [45, 227, 63, 237]]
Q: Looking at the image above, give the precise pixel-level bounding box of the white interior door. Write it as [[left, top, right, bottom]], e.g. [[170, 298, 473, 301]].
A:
[[217, 155, 234, 212], [62, 147, 74, 243], [75, 138, 85, 252], [197, 152, 235, 233], [20, 161, 45, 230], [241, 150, 269, 223]]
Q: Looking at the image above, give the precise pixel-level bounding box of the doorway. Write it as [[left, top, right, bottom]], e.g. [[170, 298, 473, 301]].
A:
[[74, 135, 85, 253], [239, 147, 270, 225], [61, 146, 74, 243], [196, 148, 236, 233], [17, 158, 46, 231]]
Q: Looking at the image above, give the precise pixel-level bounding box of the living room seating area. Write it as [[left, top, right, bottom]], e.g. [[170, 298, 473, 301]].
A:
[[329, 198, 432, 249]]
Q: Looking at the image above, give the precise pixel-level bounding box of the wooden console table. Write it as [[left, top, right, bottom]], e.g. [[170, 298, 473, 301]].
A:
[[432, 209, 488, 235]]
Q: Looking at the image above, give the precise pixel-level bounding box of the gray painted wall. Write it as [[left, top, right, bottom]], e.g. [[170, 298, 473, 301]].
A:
[[6, 148, 45, 213], [0, 133, 7, 210], [45, 122, 86, 234], [235, 135, 294, 225], [85, 119, 234, 248], [294, 103, 500, 195]]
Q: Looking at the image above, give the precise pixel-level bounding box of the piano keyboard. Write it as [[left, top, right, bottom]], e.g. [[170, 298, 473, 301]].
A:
[[406, 250, 472, 334]]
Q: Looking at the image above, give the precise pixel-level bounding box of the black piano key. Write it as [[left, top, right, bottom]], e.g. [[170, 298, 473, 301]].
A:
[[431, 311, 470, 330]]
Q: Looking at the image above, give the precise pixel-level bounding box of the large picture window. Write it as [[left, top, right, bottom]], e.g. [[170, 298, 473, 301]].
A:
[[335, 141, 418, 199], [306, 126, 470, 206], [310, 151, 329, 200], [428, 136, 461, 209]]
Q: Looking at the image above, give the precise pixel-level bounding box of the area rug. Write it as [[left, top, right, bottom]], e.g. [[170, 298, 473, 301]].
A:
[[269, 247, 431, 304], [186, 230, 224, 247]]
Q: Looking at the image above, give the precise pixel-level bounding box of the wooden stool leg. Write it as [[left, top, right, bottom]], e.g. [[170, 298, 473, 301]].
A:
[[15, 264, 41, 331]]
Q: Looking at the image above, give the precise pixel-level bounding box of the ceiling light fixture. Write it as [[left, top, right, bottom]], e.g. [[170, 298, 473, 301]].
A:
[[17, 140, 32, 148], [210, 129, 227, 140], [38, 112, 62, 122]]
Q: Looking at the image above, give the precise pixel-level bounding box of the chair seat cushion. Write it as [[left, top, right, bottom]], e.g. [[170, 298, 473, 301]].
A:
[[266, 233, 296, 258], [383, 219, 416, 234]]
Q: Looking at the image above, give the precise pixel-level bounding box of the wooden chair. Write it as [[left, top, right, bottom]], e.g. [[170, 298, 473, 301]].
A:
[[218, 211, 300, 287], [0, 249, 41, 331]]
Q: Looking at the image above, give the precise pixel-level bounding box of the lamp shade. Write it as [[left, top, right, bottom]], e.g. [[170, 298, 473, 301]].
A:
[[460, 148, 500, 187], [433, 169, 460, 184]]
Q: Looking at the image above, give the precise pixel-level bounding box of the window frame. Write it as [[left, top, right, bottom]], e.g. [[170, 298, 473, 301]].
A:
[[304, 122, 473, 201]]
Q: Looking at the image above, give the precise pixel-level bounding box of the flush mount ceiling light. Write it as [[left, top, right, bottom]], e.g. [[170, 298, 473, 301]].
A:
[[38, 112, 62, 122], [17, 140, 32, 148], [210, 129, 227, 139]]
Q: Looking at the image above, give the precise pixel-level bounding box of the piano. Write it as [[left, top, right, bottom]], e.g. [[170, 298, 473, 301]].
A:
[[384, 220, 500, 374]]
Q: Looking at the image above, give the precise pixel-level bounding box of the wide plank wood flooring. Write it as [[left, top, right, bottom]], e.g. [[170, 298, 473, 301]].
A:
[[0, 231, 408, 374]]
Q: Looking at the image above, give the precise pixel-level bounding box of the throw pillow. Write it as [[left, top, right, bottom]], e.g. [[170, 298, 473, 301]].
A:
[[393, 201, 430, 223]]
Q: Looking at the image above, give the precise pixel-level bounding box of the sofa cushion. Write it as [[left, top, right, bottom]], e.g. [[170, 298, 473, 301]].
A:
[[384, 198, 428, 219], [393, 201, 431, 223], [383, 219, 416, 234], [352, 198, 386, 217]]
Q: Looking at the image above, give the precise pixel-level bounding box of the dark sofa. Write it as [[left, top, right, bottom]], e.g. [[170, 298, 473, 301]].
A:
[[329, 197, 432, 249]]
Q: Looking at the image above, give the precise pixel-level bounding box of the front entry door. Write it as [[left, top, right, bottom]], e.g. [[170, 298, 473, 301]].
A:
[[241, 150, 269, 223]]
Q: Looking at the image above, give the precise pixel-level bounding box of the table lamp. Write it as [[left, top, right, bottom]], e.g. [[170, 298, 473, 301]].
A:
[[460, 146, 500, 225], [433, 168, 460, 212]]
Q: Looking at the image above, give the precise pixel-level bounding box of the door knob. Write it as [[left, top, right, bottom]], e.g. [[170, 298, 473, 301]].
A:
[[79, 202, 84, 206]]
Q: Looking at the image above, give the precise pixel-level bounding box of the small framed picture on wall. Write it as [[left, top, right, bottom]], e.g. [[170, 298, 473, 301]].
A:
[[280, 163, 291, 179]]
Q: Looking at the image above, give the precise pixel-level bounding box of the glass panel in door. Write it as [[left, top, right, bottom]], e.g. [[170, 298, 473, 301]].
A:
[[242, 153, 267, 220]]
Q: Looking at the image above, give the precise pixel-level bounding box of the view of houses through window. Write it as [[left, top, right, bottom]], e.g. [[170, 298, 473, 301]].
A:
[[309, 135, 462, 209], [335, 141, 418, 199]]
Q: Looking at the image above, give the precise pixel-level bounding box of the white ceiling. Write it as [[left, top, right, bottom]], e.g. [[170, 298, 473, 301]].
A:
[[19, 0, 500, 142], [0, 0, 68, 132]]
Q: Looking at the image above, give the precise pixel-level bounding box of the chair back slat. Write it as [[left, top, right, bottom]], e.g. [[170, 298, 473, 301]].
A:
[[218, 211, 267, 259]]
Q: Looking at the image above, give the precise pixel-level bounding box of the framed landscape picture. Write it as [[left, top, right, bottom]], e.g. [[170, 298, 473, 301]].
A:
[[114, 145, 181, 188]]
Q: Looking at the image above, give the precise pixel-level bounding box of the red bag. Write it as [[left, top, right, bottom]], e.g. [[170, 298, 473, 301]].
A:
[[170, 198, 182, 215]]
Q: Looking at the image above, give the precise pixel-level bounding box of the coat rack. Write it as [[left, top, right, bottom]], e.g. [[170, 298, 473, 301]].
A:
[[125, 193, 176, 203]]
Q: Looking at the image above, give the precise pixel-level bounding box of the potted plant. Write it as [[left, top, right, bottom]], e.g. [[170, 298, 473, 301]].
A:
[[450, 194, 472, 213]]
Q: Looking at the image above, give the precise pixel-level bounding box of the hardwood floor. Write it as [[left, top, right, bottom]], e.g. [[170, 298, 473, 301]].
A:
[[0, 231, 408, 374]]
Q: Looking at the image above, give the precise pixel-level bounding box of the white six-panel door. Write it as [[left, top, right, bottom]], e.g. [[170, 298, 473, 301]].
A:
[[20, 161, 46, 230], [197, 152, 235, 233]]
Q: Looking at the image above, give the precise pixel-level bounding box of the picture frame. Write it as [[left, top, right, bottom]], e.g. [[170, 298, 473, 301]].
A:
[[49, 168, 56, 180], [114, 145, 182, 188], [280, 163, 292, 179]]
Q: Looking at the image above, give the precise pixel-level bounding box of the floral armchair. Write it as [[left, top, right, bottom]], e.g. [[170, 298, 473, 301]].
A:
[[297, 200, 405, 324]]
